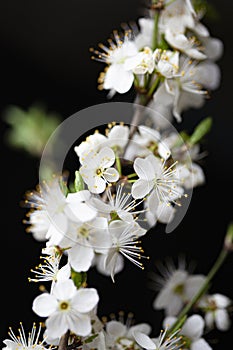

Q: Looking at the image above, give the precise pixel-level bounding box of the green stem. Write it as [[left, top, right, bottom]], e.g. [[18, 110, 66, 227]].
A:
[[127, 173, 137, 179], [127, 179, 137, 183], [147, 76, 160, 98], [116, 156, 122, 176], [152, 11, 160, 50], [168, 248, 229, 335]]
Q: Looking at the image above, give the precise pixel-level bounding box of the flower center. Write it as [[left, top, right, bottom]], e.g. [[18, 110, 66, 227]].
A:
[[59, 301, 70, 311], [173, 283, 184, 295], [78, 225, 90, 238], [96, 168, 103, 176]]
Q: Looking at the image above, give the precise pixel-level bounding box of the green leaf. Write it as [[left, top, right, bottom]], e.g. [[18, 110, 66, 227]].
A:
[[74, 171, 85, 192], [71, 270, 87, 289], [189, 117, 212, 145]]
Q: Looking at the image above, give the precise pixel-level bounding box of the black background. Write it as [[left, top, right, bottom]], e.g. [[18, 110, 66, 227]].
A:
[[0, 0, 232, 348]]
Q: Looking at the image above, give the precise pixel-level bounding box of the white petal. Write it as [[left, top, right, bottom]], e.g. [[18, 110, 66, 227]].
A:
[[163, 316, 177, 329], [95, 253, 124, 277], [88, 176, 107, 194], [185, 275, 206, 300], [68, 244, 94, 272], [107, 125, 129, 148], [56, 263, 71, 282], [128, 323, 151, 338], [153, 288, 173, 309], [156, 202, 176, 224], [191, 338, 212, 350], [134, 157, 156, 180], [104, 248, 119, 282], [166, 294, 183, 316], [215, 309, 231, 331], [205, 312, 214, 329], [104, 64, 134, 94], [52, 279, 77, 300], [46, 313, 69, 339], [132, 179, 154, 199], [109, 220, 129, 240], [158, 142, 171, 160], [182, 315, 204, 340], [69, 313, 92, 337], [32, 293, 57, 317], [106, 320, 127, 338], [72, 288, 99, 313], [104, 167, 119, 183], [98, 147, 115, 168], [133, 332, 156, 349], [212, 293, 231, 308]]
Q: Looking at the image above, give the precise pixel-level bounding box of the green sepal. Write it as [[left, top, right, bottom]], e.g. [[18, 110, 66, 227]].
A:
[[189, 117, 212, 145], [158, 34, 170, 50], [74, 171, 85, 192], [84, 334, 98, 344], [71, 269, 87, 289]]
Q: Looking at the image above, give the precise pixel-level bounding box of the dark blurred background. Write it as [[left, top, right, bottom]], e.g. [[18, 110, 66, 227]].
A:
[[0, 0, 232, 347]]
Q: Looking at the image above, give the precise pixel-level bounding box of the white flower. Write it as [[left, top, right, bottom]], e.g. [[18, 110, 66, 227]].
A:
[[158, 132, 205, 189], [105, 315, 151, 350], [29, 249, 71, 288], [75, 132, 107, 163], [124, 46, 155, 74], [32, 279, 99, 338], [154, 49, 180, 79], [66, 217, 111, 272], [3, 323, 47, 350], [153, 58, 221, 122], [134, 328, 182, 350], [90, 184, 145, 223], [92, 30, 138, 94], [104, 220, 147, 281], [25, 179, 97, 246], [75, 125, 130, 164], [25, 210, 50, 241], [199, 293, 231, 331], [159, 0, 207, 60], [132, 154, 184, 205], [80, 147, 119, 194], [105, 124, 130, 150], [163, 315, 212, 350], [134, 18, 154, 49], [152, 259, 206, 316]]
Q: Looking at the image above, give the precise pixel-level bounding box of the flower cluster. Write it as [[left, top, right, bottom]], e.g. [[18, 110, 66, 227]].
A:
[[2, 1, 232, 350], [92, 0, 222, 124]]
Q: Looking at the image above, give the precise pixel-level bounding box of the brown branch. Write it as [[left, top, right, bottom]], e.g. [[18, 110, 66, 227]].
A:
[[58, 331, 70, 350]]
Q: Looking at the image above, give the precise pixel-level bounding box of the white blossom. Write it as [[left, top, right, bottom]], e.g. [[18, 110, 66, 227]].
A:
[[90, 184, 145, 223], [163, 315, 212, 350], [132, 154, 184, 205], [105, 316, 151, 350], [32, 279, 99, 338], [75, 125, 129, 163], [199, 293, 231, 331], [104, 220, 147, 281], [124, 46, 155, 75], [80, 147, 119, 194], [66, 217, 111, 272], [25, 179, 96, 246], [3, 323, 47, 350], [153, 57, 221, 122], [152, 259, 206, 316], [92, 30, 138, 94], [134, 328, 182, 350]]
